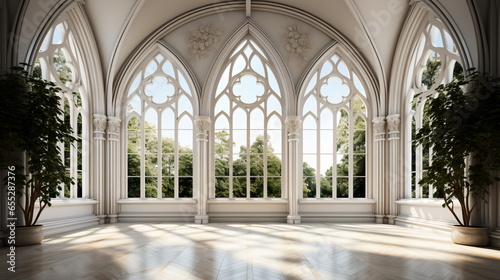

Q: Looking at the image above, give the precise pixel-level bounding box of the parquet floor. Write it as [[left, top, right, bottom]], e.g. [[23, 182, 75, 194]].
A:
[[1, 223, 500, 279]]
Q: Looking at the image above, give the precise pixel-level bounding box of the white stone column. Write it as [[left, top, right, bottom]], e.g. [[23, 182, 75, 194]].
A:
[[286, 116, 302, 224], [93, 114, 107, 224], [386, 114, 400, 224], [106, 117, 121, 224], [194, 116, 211, 224], [373, 117, 386, 224]]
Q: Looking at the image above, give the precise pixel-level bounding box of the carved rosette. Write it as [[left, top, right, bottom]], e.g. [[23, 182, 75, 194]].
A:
[[93, 114, 107, 140], [372, 117, 386, 142], [283, 25, 310, 62], [187, 23, 222, 59], [386, 114, 400, 140], [107, 117, 121, 141]]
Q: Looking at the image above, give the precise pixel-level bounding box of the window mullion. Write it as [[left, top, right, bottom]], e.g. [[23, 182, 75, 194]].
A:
[[157, 111, 162, 198], [348, 108, 354, 199], [140, 101, 146, 199]]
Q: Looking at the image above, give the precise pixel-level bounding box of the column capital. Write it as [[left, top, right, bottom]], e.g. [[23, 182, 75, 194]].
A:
[[194, 116, 211, 132], [372, 117, 386, 141], [107, 117, 121, 141], [387, 114, 400, 140], [93, 114, 107, 131], [285, 116, 302, 133]]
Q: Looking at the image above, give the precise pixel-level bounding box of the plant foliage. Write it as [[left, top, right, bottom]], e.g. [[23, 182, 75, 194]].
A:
[[414, 70, 500, 226], [1, 66, 76, 226]]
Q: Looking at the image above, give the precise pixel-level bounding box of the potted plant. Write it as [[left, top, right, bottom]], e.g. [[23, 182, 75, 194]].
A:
[[1, 66, 76, 246], [414, 69, 500, 246]]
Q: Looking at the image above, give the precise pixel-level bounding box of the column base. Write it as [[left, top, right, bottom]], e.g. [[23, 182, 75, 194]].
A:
[[97, 215, 107, 225], [375, 215, 385, 224], [108, 215, 118, 224], [387, 215, 396, 225], [287, 215, 301, 224], [195, 215, 209, 224]]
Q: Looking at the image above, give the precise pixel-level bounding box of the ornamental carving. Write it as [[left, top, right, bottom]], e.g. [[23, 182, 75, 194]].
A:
[[372, 117, 386, 134], [283, 25, 310, 62], [194, 117, 211, 132], [285, 117, 302, 133], [386, 114, 400, 133], [93, 114, 107, 133], [187, 23, 222, 59], [107, 117, 121, 134]]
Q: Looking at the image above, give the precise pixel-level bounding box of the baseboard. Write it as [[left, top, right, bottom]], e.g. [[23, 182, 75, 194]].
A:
[[208, 212, 288, 223], [118, 212, 197, 223], [39, 215, 100, 236], [300, 212, 376, 223], [395, 214, 454, 233]]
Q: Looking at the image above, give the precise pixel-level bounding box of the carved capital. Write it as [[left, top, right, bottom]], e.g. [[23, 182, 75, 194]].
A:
[[107, 117, 121, 134], [194, 116, 211, 132], [372, 117, 386, 141], [93, 114, 107, 134], [386, 114, 400, 133], [285, 116, 302, 133]]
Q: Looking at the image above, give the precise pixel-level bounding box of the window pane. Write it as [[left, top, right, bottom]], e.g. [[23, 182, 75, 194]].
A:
[[267, 177, 281, 198], [178, 153, 193, 176], [337, 177, 348, 198], [145, 177, 158, 198], [233, 177, 246, 198], [179, 177, 193, 198], [145, 154, 158, 176], [215, 177, 229, 198], [337, 155, 349, 176], [320, 177, 333, 198], [250, 177, 263, 197], [128, 177, 140, 198], [353, 177, 365, 198], [128, 154, 141, 176], [353, 155, 365, 176], [162, 177, 174, 198], [303, 176, 316, 198]]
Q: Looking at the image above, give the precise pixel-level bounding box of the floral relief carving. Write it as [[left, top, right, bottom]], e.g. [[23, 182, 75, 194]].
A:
[[187, 23, 222, 59], [283, 25, 310, 62]]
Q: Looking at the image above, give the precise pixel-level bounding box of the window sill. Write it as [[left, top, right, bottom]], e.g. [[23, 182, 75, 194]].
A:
[[117, 198, 197, 204], [208, 198, 288, 204], [396, 198, 447, 206], [299, 198, 376, 204], [42, 199, 98, 207]]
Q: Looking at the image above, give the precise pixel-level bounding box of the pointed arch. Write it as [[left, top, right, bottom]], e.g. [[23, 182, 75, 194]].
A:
[[389, 3, 465, 199], [209, 21, 289, 199], [202, 20, 293, 116], [298, 43, 370, 199], [123, 44, 199, 199]]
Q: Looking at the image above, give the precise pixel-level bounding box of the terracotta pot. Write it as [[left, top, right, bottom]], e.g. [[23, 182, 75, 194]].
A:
[[16, 225, 44, 246], [451, 225, 489, 246]]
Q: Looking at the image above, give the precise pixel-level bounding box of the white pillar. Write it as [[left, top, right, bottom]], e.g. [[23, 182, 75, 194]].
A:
[[194, 116, 211, 224], [386, 114, 400, 224], [106, 117, 121, 224], [286, 116, 302, 224], [93, 114, 107, 224], [373, 117, 386, 224]]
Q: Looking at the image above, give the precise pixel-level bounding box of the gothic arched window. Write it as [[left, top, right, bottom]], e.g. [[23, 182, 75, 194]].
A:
[[409, 16, 462, 198], [301, 50, 368, 199], [126, 52, 196, 198], [35, 16, 87, 198], [212, 37, 285, 198]]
